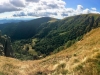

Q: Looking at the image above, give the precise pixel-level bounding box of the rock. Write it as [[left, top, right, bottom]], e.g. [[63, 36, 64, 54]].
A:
[[0, 33, 13, 57], [0, 43, 4, 55]]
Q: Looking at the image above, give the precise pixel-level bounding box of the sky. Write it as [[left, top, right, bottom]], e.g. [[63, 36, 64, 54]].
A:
[[0, 0, 100, 19]]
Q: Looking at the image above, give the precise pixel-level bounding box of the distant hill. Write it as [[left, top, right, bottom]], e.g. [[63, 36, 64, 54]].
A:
[[0, 17, 57, 40], [0, 19, 28, 24]]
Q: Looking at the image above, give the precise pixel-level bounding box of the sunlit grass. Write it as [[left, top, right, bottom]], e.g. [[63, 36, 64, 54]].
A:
[[1, 28, 100, 75]]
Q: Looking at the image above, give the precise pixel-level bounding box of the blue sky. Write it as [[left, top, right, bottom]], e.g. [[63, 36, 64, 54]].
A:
[[65, 0, 100, 11], [0, 0, 100, 19]]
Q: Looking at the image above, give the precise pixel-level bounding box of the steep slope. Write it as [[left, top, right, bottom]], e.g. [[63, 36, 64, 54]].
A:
[[0, 17, 57, 40], [0, 27, 100, 75], [8, 14, 100, 60], [34, 14, 100, 55], [0, 14, 100, 60]]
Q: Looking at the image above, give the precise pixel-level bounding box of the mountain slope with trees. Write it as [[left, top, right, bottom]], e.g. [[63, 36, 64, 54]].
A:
[[0, 27, 100, 75], [0, 14, 100, 60], [0, 17, 57, 40], [33, 14, 100, 55]]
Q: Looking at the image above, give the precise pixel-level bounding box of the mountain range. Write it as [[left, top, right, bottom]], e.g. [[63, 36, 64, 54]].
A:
[[0, 19, 30, 24], [0, 14, 100, 75]]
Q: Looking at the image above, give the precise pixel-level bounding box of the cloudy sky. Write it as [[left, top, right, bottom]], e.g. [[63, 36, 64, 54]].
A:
[[0, 0, 100, 19]]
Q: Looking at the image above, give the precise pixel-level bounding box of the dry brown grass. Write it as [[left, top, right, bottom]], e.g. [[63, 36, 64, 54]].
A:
[[1, 28, 100, 75]]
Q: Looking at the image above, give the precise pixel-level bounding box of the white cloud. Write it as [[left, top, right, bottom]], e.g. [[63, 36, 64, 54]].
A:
[[77, 5, 83, 12], [91, 8, 96, 11], [12, 0, 66, 18], [83, 9, 90, 14], [0, 0, 100, 19]]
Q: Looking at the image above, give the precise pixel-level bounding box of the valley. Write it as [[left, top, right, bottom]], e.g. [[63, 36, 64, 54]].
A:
[[0, 14, 100, 75], [0, 27, 100, 75]]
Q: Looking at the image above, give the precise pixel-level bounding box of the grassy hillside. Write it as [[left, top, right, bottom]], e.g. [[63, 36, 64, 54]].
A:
[[0, 27, 100, 75]]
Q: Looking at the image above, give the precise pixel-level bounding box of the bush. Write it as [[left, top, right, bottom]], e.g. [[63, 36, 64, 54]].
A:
[[74, 64, 83, 71]]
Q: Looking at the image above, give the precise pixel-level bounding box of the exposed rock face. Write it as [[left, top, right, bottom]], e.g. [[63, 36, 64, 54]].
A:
[[0, 43, 4, 55], [0, 31, 13, 57]]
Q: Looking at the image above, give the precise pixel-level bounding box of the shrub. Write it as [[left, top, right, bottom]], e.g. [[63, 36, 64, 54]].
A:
[[74, 64, 83, 71], [57, 63, 66, 69], [61, 70, 68, 75]]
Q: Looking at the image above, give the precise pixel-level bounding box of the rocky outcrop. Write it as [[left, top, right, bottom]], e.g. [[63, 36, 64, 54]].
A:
[[0, 31, 13, 57], [0, 43, 4, 55]]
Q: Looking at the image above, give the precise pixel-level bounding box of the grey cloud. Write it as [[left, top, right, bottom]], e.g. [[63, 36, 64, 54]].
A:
[[61, 13, 68, 16], [47, 4, 59, 9], [27, 12, 37, 16], [28, 12, 57, 17], [10, 0, 25, 7], [36, 7, 44, 10], [13, 12, 27, 17], [26, 0, 40, 2], [42, 1, 47, 5], [13, 11, 57, 17], [0, 3, 21, 13], [35, 4, 58, 11], [65, 9, 74, 13], [13, 12, 39, 17], [41, 0, 65, 8], [45, 12, 57, 16]]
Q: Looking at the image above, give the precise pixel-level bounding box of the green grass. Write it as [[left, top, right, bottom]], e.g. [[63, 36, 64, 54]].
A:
[[0, 72, 5, 75]]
